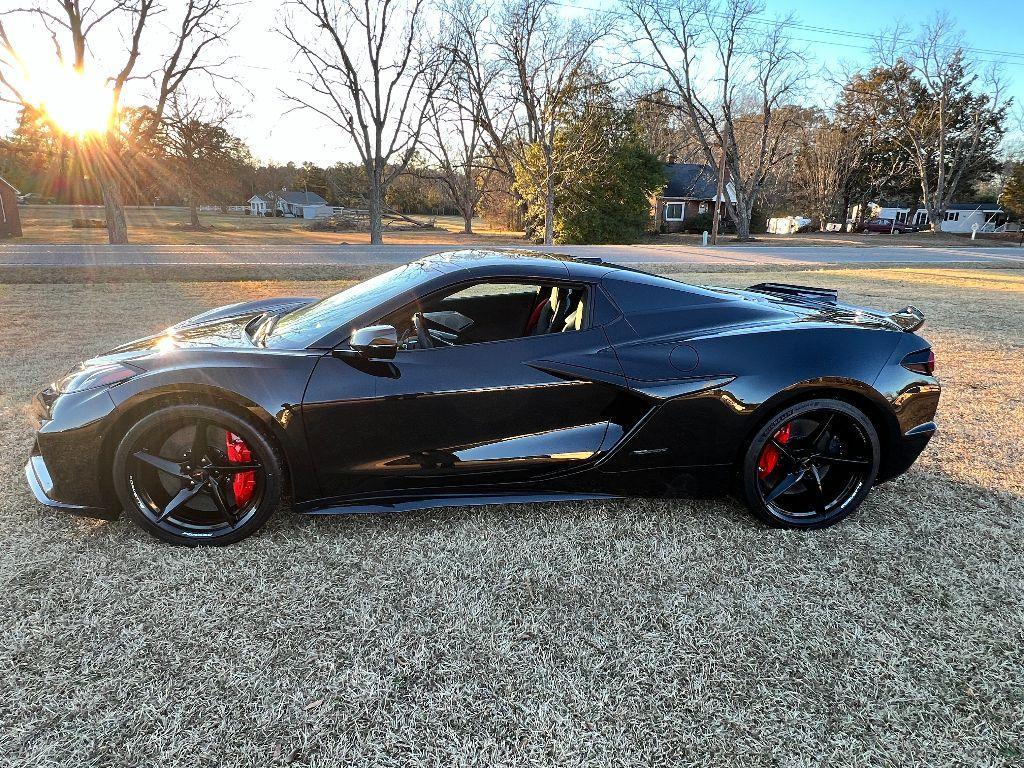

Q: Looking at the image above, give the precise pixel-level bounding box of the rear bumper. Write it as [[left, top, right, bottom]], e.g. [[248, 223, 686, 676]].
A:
[[878, 420, 936, 483], [25, 453, 119, 520]]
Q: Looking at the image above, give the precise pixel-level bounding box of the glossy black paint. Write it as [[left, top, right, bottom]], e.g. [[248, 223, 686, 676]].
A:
[[25, 250, 940, 520]]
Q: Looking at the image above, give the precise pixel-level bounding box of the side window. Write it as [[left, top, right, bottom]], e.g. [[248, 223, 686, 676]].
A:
[[380, 281, 588, 349]]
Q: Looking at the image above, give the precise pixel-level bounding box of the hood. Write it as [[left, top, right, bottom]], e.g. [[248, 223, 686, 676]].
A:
[[167, 296, 316, 332], [82, 296, 317, 368]]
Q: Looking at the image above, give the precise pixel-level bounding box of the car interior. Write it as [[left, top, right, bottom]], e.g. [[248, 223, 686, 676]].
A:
[[378, 281, 588, 350]]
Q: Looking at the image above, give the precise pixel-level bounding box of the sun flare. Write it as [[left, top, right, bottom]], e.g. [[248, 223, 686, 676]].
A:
[[32, 66, 115, 138]]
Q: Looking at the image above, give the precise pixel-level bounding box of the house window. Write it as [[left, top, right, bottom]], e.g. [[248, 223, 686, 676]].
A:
[[945, 211, 960, 222], [665, 202, 685, 221], [698, 202, 708, 214], [896, 211, 907, 223]]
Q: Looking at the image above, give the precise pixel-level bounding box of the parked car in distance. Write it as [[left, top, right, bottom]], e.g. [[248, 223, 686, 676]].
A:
[[860, 217, 920, 234]]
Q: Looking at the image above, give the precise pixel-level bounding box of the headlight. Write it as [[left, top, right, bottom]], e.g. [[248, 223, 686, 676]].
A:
[[54, 362, 142, 394]]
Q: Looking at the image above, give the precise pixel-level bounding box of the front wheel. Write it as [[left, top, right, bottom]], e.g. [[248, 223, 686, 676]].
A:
[[113, 405, 283, 545], [737, 399, 880, 529]]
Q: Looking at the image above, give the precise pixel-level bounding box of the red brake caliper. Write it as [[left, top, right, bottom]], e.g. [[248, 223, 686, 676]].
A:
[[226, 432, 256, 506], [757, 422, 792, 477]]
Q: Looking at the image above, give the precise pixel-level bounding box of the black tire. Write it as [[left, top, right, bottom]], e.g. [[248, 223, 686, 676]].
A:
[[113, 404, 283, 545], [737, 398, 880, 530]]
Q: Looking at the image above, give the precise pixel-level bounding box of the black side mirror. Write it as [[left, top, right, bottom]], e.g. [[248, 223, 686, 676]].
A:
[[345, 324, 398, 360]]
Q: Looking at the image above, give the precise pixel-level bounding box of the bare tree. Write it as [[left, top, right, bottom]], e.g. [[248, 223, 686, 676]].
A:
[[492, 0, 610, 245], [0, 1, 236, 243], [418, 72, 487, 234], [623, 0, 805, 240], [441, 0, 521, 228], [282, 0, 448, 245], [156, 93, 247, 228], [866, 14, 1007, 231], [630, 84, 699, 162], [792, 109, 864, 229]]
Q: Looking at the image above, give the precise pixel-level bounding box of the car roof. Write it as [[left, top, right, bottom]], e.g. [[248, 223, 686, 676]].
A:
[[415, 249, 626, 282]]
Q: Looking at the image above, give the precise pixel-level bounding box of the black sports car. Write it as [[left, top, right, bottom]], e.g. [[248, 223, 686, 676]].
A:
[[25, 251, 939, 545]]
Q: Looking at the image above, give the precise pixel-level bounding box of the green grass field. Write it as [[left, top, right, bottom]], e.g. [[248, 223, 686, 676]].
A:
[[0, 265, 1022, 765]]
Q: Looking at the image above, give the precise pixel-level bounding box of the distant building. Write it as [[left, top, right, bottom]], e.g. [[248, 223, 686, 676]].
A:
[[0, 176, 22, 237], [653, 161, 735, 233], [248, 189, 329, 218], [867, 202, 1007, 234]]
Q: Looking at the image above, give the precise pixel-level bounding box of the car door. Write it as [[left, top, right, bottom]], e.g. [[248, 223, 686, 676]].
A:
[[301, 282, 628, 500]]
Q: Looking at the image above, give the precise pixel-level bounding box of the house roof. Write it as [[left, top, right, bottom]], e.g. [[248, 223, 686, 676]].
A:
[[278, 190, 327, 205], [946, 202, 1003, 212], [881, 201, 1003, 212], [661, 163, 720, 200]]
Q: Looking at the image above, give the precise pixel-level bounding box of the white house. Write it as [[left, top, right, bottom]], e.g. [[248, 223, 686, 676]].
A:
[[248, 190, 330, 218], [873, 202, 1007, 234], [247, 194, 270, 217]]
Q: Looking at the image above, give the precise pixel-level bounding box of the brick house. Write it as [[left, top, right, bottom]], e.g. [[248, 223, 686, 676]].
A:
[[653, 162, 734, 233]]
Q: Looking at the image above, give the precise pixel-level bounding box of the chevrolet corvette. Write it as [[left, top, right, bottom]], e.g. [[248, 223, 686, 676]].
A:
[[25, 250, 939, 544]]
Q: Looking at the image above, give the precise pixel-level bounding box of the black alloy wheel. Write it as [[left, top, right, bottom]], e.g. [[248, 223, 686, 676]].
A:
[[113, 405, 282, 545], [739, 398, 880, 529]]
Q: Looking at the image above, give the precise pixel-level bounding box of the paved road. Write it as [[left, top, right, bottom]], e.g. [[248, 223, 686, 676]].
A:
[[1, 242, 1022, 267]]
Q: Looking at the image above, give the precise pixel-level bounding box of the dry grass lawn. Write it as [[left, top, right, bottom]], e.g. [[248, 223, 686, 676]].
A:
[[654, 230, 1021, 248], [14, 205, 525, 246], [13, 205, 1018, 249], [0, 265, 1022, 766]]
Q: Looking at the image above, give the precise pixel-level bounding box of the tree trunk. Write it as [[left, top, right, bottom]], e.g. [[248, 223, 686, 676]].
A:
[[189, 196, 200, 228], [368, 179, 384, 245], [100, 175, 129, 245], [462, 203, 473, 234], [543, 173, 555, 246], [733, 199, 752, 241], [924, 200, 942, 233]]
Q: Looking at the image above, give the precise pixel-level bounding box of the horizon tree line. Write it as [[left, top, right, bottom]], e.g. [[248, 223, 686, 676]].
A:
[[0, 0, 1016, 244]]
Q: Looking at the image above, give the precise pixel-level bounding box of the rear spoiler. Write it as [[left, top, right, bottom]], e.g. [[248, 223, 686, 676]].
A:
[[887, 306, 926, 332], [748, 282, 925, 332], [746, 282, 838, 304]]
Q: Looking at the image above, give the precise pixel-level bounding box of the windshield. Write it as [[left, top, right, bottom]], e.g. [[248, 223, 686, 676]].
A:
[[265, 261, 440, 348]]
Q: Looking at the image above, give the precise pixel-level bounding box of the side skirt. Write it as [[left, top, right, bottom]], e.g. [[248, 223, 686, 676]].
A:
[[296, 491, 622, 516]]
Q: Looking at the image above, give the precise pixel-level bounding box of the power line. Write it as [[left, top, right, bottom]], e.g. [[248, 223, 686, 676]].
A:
[[549, 0, 1024, 68]]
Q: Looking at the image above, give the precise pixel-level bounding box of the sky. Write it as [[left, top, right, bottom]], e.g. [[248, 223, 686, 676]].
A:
[[2, 0, 1023, 167]]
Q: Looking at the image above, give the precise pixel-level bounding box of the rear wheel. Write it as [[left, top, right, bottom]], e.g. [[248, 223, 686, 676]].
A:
[[113, 405, 282, 545], [738, 399, 880, 529]]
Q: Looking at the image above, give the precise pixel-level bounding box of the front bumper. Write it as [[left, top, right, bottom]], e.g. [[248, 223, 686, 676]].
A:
[[24, 451, 119, 520], [23, 385, 121, 520]]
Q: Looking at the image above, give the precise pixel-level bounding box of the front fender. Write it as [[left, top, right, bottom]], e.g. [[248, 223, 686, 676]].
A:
[[105, 350, 322, 502]]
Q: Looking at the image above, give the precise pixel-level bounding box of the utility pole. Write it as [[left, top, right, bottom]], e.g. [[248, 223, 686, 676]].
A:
[[710, 141, 728, 245]]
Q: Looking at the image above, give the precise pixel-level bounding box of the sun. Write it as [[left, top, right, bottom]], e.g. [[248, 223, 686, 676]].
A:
[[33, 66, 115, 138]]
